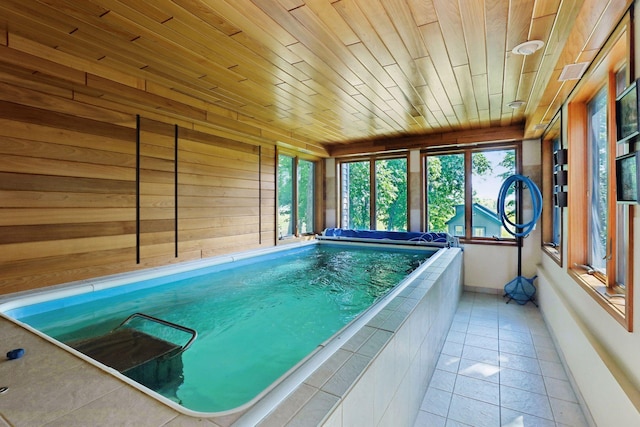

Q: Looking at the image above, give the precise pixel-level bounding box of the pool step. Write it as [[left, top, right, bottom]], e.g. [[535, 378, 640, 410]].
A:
[[67, 313, 196, 395], [70, 328, 182, 373]]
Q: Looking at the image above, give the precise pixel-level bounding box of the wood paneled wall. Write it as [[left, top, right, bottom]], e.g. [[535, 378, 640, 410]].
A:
[[0, 43, 277, 296]]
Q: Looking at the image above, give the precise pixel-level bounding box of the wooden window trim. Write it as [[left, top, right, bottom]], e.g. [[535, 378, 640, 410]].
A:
[[276, 153, 318, 240], [337, 154, 409, 231], [423, 141, 522, 245], [566, 14, 633, 331]]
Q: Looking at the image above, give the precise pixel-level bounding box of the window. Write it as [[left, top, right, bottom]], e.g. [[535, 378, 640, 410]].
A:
[[425, 144, 519, 242], [473, 226, 486, 237], [587, 88, 609, 276], [375, 158, 407, 231], [277, 154, 294, 238], [340, 157, 407, 231], [297, 159, 315, 234], [341, 160, 371, 229], [472, 149, 516, 238], [567, 21, 632, 330], [541, 112, 563, 265], [277, 154, 316, 238], [426, 153, 465, 235]]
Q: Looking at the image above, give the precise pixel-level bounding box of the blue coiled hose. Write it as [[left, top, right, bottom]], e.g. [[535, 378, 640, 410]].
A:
[[497, 174, 543, 237]]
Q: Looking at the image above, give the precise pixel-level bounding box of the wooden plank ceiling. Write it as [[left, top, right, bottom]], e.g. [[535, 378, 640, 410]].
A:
[[0, 0, 632, 157]]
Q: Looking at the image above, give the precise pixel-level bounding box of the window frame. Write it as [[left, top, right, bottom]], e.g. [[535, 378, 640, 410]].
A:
[[541, 111, 564, 266], [297, 158, 315, 235], [276, 152, 317, 239], [423, 141, 522, 245], [338, 154, 409, 231], [566, 15, 634, 331]]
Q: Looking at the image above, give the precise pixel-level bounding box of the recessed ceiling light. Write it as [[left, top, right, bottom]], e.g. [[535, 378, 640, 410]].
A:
[[512, 40, 544, 55], [507, 100, 525, 109], [534, 123, 548, 130]]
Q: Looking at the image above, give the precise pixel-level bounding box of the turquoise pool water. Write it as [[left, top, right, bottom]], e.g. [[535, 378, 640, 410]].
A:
[[8, 243, 434, 412]]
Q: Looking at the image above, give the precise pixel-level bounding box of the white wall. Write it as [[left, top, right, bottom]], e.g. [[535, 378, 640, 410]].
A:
[[537, 254, 640, 425]]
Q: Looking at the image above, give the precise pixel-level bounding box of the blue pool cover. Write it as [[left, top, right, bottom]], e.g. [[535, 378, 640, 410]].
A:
[[321, 228, 458, 247]]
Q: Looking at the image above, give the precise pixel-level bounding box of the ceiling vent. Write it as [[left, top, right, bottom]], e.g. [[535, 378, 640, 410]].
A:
[[558, 62, 590, 81]]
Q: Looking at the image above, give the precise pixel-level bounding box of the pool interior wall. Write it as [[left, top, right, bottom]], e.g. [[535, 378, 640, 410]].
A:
[[0, 242, 463, 426]]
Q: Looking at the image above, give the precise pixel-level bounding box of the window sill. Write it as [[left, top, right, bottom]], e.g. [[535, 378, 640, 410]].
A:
[[277, 234, 316, 245], [542, 246, 562, 266], [568, 268, 628, 329], [458, 238, 517, 246]]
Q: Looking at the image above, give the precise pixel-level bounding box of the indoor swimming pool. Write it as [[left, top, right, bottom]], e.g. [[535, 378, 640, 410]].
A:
[[1, 241, 438, 414]]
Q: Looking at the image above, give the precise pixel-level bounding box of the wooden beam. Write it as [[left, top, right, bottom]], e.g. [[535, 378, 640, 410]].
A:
[[328, 124, 525, 157]]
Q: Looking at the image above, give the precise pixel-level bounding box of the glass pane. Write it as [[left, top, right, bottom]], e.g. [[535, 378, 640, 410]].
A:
[[616, 66, 627, 96], [427, 154, 465, 235], [616, 205, 628, 286], [341, 161, 370, 229], [587, 89, 608, 273], [552, 137, 562, 246], [375, 158, 407, 231], [277, 155, 294, 238], [472, 149, 516, 238], [616, 138, 628, 286], [297, 159, 315, 234], [473, 227, 486, 237]]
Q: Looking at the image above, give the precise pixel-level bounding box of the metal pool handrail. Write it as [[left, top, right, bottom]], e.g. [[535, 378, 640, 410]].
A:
[[118, 312, 198, 352]]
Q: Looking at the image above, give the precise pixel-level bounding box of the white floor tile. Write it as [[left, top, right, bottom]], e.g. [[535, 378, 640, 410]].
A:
[[531, 333, 555, 350], [499, 367, 546, 395], [543, 376, 578, 403], [499, 329, 533, 345], [534, 346, 561, 363], [429, 369, 457, 392], [447, 394, 500, 427], [464, 334, 499, 352], [457, 359, 500, 383], [499, 353, 541, 375], [468, 317, 498, 329], [539, 359, 569, 381], [446, 330, 467, 344], [501, 408, 556, 427], [549, 397, 589, 426], [437, 354, 461, 374], [461, 345, 500, 365], [453, 375, 500, 405], [499, 340, 537, 358], [450, 321, 469, 333], [500, 385, 554, 421], [442, 341, 464, 357], [445, 419, 474, 427], [413, 410, 446, 427], [466, 324, 499, 339], [420, 387, 451, 417]]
